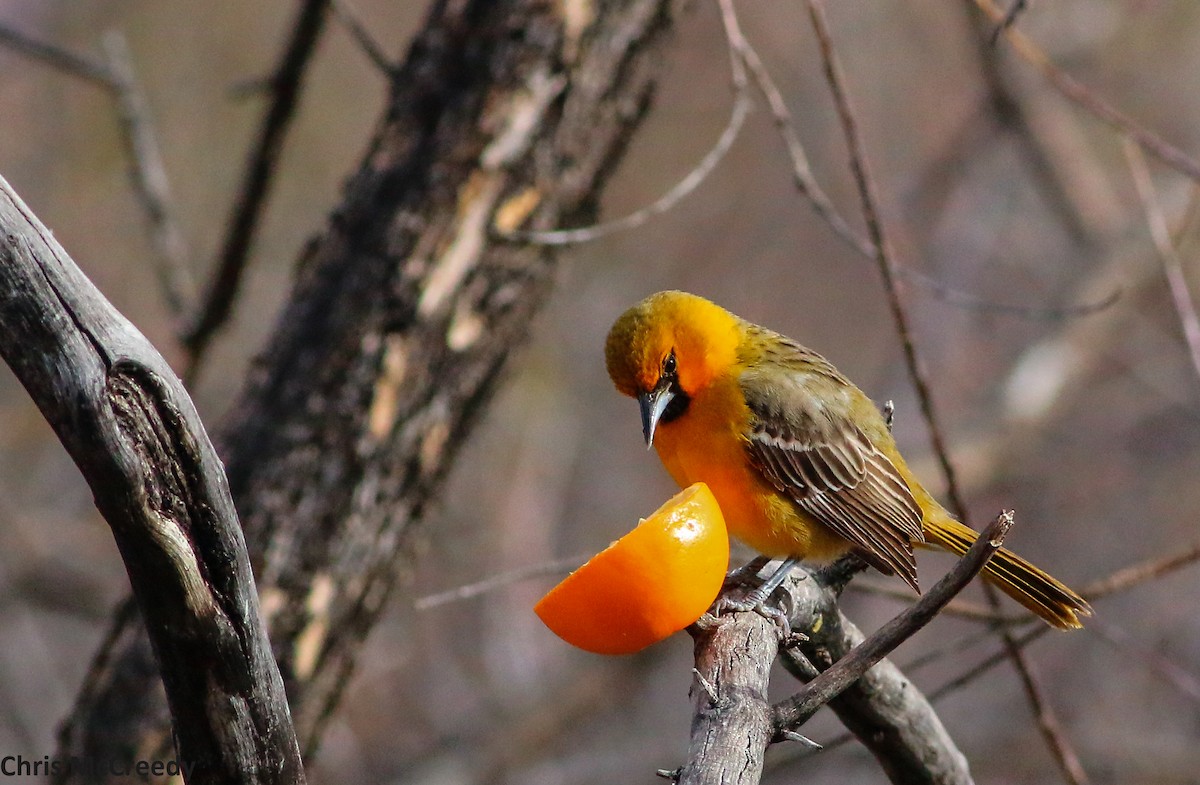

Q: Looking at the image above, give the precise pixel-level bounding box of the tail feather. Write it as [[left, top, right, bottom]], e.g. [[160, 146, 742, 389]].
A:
[[922, 515, 1092, 630]]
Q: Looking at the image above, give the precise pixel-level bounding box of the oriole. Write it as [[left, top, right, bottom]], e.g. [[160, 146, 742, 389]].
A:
[[605, 290, 1091, 629]]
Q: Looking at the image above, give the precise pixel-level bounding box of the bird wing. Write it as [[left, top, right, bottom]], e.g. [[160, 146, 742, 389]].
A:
[[740, 362, 925, 591]]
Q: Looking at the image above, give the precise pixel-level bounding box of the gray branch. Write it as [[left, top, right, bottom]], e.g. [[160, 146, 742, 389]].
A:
[[0, 176, 304, 784], [682, 513, 1012, 785], [779, 582, 974, 784]]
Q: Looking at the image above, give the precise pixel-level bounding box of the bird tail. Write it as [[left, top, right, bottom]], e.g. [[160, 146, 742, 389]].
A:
[[922, 514, 1092, 630]]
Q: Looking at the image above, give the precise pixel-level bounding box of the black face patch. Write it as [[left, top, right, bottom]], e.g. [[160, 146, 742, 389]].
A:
[[659, 381, 690, 424]]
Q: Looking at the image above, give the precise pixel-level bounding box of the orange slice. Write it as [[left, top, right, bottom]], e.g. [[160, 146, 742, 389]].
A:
[[535, 483, 729, 655]]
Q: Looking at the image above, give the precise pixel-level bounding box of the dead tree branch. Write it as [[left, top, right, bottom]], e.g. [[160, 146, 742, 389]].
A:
[[773, 512, 1012, 737], [182, 0, 330, 374], [102, 30, 197, 319], [678, 512, 1011, 785], [804, 0, 970, 521], [0, 22, 114, 85], [0, 176, 304, 784]]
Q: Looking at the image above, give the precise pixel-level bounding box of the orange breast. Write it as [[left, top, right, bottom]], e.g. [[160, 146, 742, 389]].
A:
[[650, 375, 851, 563]]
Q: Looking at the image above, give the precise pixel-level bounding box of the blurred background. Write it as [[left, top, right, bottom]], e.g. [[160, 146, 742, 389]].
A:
[[2, 1, 1200, 783]]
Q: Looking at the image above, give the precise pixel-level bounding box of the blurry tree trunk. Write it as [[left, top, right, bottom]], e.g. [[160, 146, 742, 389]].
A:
[[55, 0, 681, 780]]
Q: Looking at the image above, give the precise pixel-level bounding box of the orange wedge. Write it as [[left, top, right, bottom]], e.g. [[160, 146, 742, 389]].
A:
[[535, 483, 729, 655]]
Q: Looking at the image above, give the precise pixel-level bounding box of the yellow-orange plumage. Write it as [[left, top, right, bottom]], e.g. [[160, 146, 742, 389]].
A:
[[605, 290, 1091, 629]]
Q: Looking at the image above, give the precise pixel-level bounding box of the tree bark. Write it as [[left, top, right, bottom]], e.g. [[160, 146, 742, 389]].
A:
[[0, 178, 305, 785], [781, 577, 974, 785], [55, 0, 683, 779], [682, 534, 989, 785]]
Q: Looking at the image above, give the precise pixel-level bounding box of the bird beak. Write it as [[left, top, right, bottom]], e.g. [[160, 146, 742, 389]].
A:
[[638, 379, 675, 448]]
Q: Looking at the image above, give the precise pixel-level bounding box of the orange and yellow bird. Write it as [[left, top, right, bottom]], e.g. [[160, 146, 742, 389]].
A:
[[605, 290, 1091, 629]]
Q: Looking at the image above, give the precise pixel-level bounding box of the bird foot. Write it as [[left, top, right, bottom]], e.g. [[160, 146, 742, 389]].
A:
[[713, 586, 806, 644], [724, 555, 772, 586]]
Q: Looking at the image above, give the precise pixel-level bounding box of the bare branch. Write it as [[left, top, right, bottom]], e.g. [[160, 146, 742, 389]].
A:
[[1081, 541, 1200, 600], [1088, 617, 1200, 705], [183, 0, 331, 375], [988, 0, 1027, 46], [59, 0, 687, 767], [0, 175, 304, 784], [773, 594, 977, 783], [717, 0, 868, 258], [102, 30, 197, 319], [850, 577, 1021, 624], [330, 0, 395, 75], [748, 0, 1121, 319], [806, 7, 1089, 780], [772, 511, 1013, 735], [804, 0, 970, 522], [984, 591, 1090, 785], [677, 610, 777, 785], [976, 0, 1200, 183], [963, 2, 1124, 244], [928, 625, 1049, 702], [768, 624, 1051, 777], [684, 515, 1009, 784], [1123, 138, 1200, 388], [0, 22, 114, 86], [414, 554, 587, 609], [2, 24, 199, 324]]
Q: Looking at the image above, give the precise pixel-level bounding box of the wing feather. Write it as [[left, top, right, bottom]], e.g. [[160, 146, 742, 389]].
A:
[[740, 361, 925, 590]]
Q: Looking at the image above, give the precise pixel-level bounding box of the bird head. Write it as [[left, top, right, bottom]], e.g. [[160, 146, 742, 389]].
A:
[[604, 290, 742, 446]]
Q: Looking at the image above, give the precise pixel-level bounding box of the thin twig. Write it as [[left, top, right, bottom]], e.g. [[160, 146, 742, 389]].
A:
[[908, 268, 1120, 319], [330, 0, 395, 75], [0, 22, 114, 86], [900, 620, 1033, 675], [769, 623, 1052, 772], [771, 511, 1013, 736], [183, 0, 331, 377], [414, 554, 587, 609], [719, 0, 867, 257], [1087, 617, 1200, 704], [735, 1, 1115, 320], [976, 0, 1200, 183], [3, 24, 199, 325], [964, 3, 1117, 245], [804, 0, 968, 520], [928, 624, 1050, 702], [806, 4, 1089, 781], [767, 622, 1037, 773], [1080, 542, 1200, 600], [987, 588, 1091, 784], [102, 31, 196, 318], [850, 576, 1023, 624], [518, 0, 1117, 322], [773, 620, 1049, 769], [506, 5, 751, 245], [988, 0, 1027, 46], [1123, 138, 1200, 387]]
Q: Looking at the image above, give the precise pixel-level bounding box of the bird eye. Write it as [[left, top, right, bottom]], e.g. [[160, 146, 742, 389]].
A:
[[662, 351, 677, 376]]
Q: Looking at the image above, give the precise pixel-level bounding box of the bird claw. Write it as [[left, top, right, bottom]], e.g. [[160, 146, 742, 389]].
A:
[[713, 588, 804, 643], [712, 557, 808, 642]]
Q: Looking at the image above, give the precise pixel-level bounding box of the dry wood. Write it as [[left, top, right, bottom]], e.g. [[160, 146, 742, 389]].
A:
[[0, 177, 304, 785]]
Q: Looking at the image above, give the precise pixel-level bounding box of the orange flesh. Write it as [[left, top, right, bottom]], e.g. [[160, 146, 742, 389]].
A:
[[534, 483, 729, 655]]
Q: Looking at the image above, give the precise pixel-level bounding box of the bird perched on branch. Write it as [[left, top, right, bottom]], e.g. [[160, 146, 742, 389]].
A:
[[605, 290, 1091, 629]]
